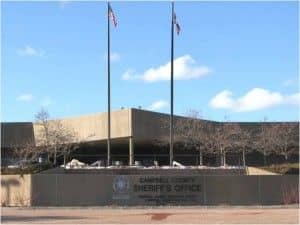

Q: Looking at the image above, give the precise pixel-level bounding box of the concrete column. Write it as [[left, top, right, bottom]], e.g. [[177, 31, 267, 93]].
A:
[[129, 137, 134, 166], [199, 150, 203, 166]]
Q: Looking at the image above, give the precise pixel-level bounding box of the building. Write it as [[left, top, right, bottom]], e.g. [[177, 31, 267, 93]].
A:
[[1, 108, 299, 166]]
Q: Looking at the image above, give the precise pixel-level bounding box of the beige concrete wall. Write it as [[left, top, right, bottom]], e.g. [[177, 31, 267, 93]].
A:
[[1, 123, 35, 148], [1, 175, 31, 206], [131, 109, 214, 142], [30, 174, 114, 206], [2, 174, 298, 206], [131, 109, 172, 141], [33, 109, 132, 145], [2, 109, 298, 148], [1, 110, 132, 148]]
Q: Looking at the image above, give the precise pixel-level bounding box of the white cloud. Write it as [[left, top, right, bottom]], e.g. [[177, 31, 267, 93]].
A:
[[148, 100, 169, 111], [121, 54, 212, 82], [110, 52, 120, 62], [210, 88, 300, 112], [103, 52, 121, 62], [17, 45, 45, 57], [17, 94, 34, 102], [286, 93, 300, 105], [122, 69, 139, 80], [210, 90, 235, 110], [40, 97, 53, 107]]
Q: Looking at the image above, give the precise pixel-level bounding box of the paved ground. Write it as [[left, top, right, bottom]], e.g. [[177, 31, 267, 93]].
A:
[[1, 207, 299, 224]]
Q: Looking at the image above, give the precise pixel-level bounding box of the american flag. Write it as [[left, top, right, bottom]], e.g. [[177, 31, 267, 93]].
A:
[[108, 3, 117, 27], [173, 12, 181, 35]]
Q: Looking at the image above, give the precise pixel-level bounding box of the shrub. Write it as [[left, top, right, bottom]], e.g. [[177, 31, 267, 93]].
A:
[[1, 162, 53, 175], [282, 185, 299, 205]]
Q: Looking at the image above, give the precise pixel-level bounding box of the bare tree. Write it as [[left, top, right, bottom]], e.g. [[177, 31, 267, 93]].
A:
[[10, 142, 38, 164], [48, 120, 79, 166], [34, 108, 51, 161], [211, 122, 242, 167], [201, 122, 217, 165], [209, 125, 224, 166], [154, 110, 207, 166], [35, 108, 79, 166], [153, 116, 183, 165], [272, 123, 298, 161], [257, 119, 277, 166], [175, 113, 217, 166], [240, 129, 252, 167], [223, 123, 240, 166], [229, 124, 252, 167], [176, 110, 206, 166], [179, 120, 218, 166]]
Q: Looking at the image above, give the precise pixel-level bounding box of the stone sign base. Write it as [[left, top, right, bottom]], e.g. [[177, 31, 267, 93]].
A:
[[1, 173, 298, 206]]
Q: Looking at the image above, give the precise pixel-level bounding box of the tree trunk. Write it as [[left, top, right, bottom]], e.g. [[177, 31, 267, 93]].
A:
[[223, 152, 226, 167], [199, 149, 203, 166], [54, 147, 57, 166], [242, 149, 246, 167], [220, 151, 223, 167], [220, 147, 223, 167], [285, 151, 288, 161], [263, 148, 266, 166], [64, 152, 66, 167]]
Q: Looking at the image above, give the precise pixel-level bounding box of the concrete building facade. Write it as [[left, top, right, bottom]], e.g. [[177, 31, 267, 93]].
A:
[[1, 108, 299, 166]]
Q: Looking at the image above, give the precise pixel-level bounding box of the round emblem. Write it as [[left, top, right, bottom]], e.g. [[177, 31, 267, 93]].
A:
[[113, 176, 129, 193]]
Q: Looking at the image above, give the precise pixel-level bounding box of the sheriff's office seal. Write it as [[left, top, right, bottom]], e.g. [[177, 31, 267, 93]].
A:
[[112, 176, 129, 199]]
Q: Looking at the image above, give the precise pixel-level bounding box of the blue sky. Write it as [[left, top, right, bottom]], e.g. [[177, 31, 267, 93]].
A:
[[1, 1, 299, 122]]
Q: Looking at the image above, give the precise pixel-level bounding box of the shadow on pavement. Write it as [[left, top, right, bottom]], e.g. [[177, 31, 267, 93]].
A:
[[144, 213, 173, 221], [1, 215, 85, 223]]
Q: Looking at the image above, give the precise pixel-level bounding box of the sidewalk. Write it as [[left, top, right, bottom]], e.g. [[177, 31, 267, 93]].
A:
[[2, 206, 299, 224]]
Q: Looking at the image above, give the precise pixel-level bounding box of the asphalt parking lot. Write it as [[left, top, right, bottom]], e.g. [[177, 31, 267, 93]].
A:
[[1, 206, 299, 224]]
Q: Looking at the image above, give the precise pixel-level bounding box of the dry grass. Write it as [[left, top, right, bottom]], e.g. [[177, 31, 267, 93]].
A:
[[260, 163, 299, 175], [282, 185, 299, 205]]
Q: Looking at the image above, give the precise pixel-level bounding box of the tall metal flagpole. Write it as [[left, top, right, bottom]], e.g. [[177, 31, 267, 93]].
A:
[[170, 2, 174, 166], [107, 1, 111, 166]]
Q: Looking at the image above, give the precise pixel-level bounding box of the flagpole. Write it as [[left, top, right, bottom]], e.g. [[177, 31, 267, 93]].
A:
[[107, 1, 111, 166], [170, 1, 174, 167]]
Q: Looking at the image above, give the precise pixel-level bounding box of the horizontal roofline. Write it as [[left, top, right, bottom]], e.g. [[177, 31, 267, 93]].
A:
[[1, 108, 299, 124]]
